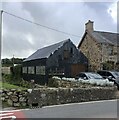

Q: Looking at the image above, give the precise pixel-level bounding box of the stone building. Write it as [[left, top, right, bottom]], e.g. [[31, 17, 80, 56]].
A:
[[78, 20, 119, 71]]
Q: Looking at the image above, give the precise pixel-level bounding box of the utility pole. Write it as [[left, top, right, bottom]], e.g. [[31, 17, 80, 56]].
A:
[[0, 10, 3, 82], [0, 10, 3, 111]]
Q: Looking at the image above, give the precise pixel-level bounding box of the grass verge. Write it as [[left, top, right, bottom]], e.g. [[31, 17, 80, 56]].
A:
[[0, 81, 27, 90]]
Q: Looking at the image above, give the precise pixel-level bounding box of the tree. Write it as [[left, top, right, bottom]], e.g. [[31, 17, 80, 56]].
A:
[[10, 65, 22, 85], [2, 58, 12, 66], [2, 58, 24, 67]]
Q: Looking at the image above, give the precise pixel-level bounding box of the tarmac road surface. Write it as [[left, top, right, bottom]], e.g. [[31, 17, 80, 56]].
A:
[[0, 99, 118, 119], [23, 99, 117, 118]]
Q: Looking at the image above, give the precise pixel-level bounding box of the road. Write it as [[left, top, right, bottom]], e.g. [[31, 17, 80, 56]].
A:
[[0, 99, 118, 119]]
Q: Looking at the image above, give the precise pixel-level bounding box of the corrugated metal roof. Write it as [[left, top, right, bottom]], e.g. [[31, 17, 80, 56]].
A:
[[24, 39, 70, 62], [92, 31, 119, 45]]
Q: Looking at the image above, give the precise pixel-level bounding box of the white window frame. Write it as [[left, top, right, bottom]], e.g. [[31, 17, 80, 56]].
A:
[[36, 66, 46, 75], [28, 66, 35, 74], [22, 67, 27, 73]]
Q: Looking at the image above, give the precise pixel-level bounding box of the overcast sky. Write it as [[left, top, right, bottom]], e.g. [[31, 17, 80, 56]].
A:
[[1, 1, 117, 58]]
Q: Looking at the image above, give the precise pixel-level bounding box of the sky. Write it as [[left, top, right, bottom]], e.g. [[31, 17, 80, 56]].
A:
[[1, 1, 118, 59]]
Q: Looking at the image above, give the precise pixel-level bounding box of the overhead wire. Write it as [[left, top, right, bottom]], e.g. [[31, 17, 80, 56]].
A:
[[2, 10, 81, 38]]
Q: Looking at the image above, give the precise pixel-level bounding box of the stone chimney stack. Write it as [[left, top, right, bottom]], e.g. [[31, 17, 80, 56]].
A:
[[85, 20, 94, 32]]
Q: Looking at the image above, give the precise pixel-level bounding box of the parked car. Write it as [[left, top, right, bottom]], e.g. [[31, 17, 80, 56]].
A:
[[75, 72, 114, 86], [75, 72, 105, 80], [97, 70, 119, 81], [97, 70, 119, 89], [114, 78, 119, 89]]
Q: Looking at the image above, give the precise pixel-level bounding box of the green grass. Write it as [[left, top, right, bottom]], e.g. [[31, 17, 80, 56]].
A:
[[0, 81, 27, 90]]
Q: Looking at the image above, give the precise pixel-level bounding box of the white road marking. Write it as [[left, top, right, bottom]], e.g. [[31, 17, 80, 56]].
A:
[[0, 113, 13, 116], [0, 115, 16, 120], [0, 108, 29, 113], [0, 111, 16, 120], [0, 108, 28, 120]]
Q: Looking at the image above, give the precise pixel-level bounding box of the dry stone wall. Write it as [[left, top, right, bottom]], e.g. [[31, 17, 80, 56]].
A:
[[1, 87, 118, 108]]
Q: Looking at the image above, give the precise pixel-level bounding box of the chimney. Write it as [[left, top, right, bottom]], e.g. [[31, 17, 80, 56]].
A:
[[85, 20, 94, 32]]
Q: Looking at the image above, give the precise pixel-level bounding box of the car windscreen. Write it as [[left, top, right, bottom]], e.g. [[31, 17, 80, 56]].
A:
[[85, 73, 103, 79], [110, 72, 119, 78]]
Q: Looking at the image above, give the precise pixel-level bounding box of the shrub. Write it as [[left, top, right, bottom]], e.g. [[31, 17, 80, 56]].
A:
[[48, 78, 59, 88]]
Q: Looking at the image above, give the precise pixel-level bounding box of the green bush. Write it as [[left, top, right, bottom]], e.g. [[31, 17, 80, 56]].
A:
[[2, 65, 22, 85], [2, 65, 31, 88], [20, 79, 32, 88], [48, 78, 59, 88]]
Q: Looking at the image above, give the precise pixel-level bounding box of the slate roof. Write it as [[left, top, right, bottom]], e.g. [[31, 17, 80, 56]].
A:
[[91, 31, 119, 45], [24, 39, 70, 62]]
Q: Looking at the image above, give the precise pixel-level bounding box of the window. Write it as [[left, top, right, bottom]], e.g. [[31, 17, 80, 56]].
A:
[[70, 48, 73, 57], [28, 66, 35, 74], [70, 48, 73, 54], [36, 66, 40, 74], [64, 50, 69, 59], [36, 66, 45, 75], [49, 67, 64, 75], [78, 73, 88, 79], [108, 46, 113, 55], [40, 66, 46, 75], [58, 55, 62, 61], [106, 72, 113, 77], [22, 67, 27, 73]]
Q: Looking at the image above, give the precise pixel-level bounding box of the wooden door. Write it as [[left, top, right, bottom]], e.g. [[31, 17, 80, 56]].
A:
[[71, 64, 86, 77]]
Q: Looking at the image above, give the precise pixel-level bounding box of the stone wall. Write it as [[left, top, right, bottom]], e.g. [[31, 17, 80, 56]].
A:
[[1, 89, 28, 108], [1, 87, 118, 108]]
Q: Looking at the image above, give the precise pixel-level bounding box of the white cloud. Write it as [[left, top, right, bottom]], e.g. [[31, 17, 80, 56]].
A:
[[26, 34, 34, 45], [107, 2, 117, 24], [1, 2, 117, 58]]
